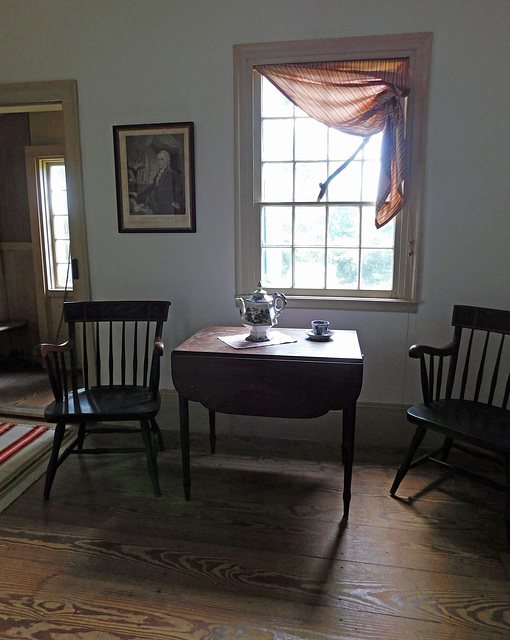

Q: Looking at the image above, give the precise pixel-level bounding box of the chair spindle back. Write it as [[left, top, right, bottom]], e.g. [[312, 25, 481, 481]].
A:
[[42, 301, 170, 402], [421, 306, 510, 408]]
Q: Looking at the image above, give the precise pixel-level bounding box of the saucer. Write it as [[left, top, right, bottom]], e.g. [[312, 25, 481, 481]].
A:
[[306, 329, 334, 341]]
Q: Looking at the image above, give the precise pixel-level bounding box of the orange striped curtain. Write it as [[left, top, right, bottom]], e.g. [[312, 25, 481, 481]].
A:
[[255, 59, 410, 228]]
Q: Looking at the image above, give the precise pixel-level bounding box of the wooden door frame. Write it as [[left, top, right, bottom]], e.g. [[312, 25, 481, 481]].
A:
[[0, 80, 91, 333], [25, 144, 68, 344]]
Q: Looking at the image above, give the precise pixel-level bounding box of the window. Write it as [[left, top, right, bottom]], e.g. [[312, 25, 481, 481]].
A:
[[260, 79, 392, 291], [38, 157, 72, 291], [234, 34, 432, 310]]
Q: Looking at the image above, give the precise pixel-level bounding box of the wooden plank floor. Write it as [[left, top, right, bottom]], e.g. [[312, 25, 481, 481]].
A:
[[1, 430, 509, 639], [0, 367, 51, 419]]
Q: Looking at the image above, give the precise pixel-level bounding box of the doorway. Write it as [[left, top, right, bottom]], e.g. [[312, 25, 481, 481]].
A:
[[0, 81, 90, 418]]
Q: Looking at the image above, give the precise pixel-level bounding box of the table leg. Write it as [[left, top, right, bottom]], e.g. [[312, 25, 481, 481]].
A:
[[209, 410, 216, 454], [178, 394, 191, 501], [341, 405, 356, 522]]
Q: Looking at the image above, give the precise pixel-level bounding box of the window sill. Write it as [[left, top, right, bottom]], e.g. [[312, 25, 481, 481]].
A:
[[47, 289, 73, 297], [286, 296, 418, 313]]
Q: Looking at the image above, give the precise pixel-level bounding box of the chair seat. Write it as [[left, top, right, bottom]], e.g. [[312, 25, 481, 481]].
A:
[[408, 399, 510, 455], [44, 385, 161, 423]]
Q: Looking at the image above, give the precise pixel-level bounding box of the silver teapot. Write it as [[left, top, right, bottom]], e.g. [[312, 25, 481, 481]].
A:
[[235, 282, 287, 342]]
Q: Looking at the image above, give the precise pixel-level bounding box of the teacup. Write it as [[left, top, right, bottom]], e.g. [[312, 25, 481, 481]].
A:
[[311, 319, 329, 335]]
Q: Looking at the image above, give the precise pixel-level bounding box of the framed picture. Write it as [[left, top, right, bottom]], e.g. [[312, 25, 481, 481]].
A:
[[113, 122, 196, 232]]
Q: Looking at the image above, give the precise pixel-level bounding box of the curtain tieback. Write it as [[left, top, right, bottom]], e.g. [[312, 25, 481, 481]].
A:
[[317, 135, 371, 201]]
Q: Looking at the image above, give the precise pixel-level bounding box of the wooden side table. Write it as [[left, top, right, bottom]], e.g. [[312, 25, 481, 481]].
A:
[[171, 326, 363, 520]]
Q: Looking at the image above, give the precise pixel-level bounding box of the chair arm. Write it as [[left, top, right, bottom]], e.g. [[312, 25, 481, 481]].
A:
[[154, 337, 164, 356], [149, 337, 165, 394], [40, 339, 73, 358], [409, 341, 456, 359]]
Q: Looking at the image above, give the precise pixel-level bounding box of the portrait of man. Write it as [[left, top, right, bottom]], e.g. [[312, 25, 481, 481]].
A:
[[115, 122, 195, 233], [127, 135, 185, 215]]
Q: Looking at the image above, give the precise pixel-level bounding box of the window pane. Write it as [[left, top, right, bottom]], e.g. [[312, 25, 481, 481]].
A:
[[328, 206, 360, 247], [294, 248, 325, 288], [53, 215, 70, 240], [262, 119, 294, 161], [329, 129, 365, 161], [327, 249, 359, 288], [294, 162, 327, 201], [261, 206, 292, 245], [294, 207, 325, 246], [54, 239, 70, 263], [262, 248, 292, 287], [362, 160, 381, 201], [50, 164, 66, 190], [295, 119, 328, 160], [262, 77, 294, 117], [326, 160, 362, 202], [50, 190, 69, 216], [360, 248, 393, 289], [363, 132, 383, 159], [361, 207, 395, 248], [56, 262, 71, 289], [262, 162, 293, 201], [294, 104, 309, 118]]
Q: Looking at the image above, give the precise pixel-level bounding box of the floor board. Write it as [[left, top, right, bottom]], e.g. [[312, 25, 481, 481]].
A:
[[0, 431, 509, 639]]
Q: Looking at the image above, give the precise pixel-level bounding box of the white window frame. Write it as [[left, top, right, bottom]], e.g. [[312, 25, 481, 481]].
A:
[[234, 33, 432, 311], [38, 156, 71, 292]]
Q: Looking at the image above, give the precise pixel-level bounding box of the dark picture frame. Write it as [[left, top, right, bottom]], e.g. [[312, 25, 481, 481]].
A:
[[113, 122, 196, 232]]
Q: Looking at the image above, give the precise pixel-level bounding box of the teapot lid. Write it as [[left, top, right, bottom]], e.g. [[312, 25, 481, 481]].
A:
[[247, 281, 268, 302]]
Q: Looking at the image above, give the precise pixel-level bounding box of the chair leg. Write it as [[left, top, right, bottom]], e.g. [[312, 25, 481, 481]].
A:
[[44, 421, 66, 500], [150, 417, 165, 452], [505, 455, 510, 552], [77, 422, 87, 450], [440, 436, 454, 462], [140, 419, 161, 497], [390, 425, 427, 496]]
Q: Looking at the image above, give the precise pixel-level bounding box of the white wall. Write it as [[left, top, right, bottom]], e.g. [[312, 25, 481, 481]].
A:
[[1, 0, 509, 415]]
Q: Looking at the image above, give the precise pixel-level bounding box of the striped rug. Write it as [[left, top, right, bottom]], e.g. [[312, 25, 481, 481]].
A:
[[0, 422, 65, 512]]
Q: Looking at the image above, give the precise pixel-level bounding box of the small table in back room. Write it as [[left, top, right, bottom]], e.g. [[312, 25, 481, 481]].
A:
[[171, 326, 364, 521]]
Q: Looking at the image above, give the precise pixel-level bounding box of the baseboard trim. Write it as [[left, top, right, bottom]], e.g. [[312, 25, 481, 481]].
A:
[[159, 390, 415, 449]]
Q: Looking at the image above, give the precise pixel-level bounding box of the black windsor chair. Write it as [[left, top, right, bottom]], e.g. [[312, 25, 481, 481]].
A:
[[390, 305, 510, 549], [40, 300, 171, 499]]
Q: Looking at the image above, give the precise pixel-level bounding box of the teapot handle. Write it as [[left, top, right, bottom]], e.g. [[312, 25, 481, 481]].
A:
[[273, 292, 287, 317], [235, 297, 246, 315]]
